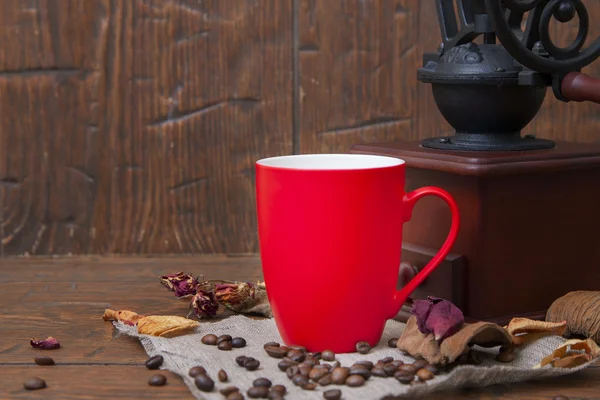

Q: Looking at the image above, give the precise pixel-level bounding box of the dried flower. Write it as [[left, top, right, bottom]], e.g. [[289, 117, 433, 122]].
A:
[[411, 296, 464, 341], [30, 337, 60, 350], [159, 272, 199, 298], [190, 290, 219, 318], [214, 282, 254, 306]]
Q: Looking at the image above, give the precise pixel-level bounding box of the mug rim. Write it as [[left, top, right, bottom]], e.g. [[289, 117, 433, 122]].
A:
[[256, 154, 405, 171]]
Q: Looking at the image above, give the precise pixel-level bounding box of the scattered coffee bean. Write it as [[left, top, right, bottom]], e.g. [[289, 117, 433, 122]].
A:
[[271, 384, 287, 395], [378, 356, 394, 364], [280, 346, 290, 353], [145, 355, 163, 370], [201, 334, 218, 345], [278, 359, 296, 371], [496, 348, 516, 363], [288, 349, 306, 363], [424, 364, 439, 374], [148, 374, 167, 386], [412, 359, 428, 369], [384, 363, 397, 376], [231, 337, 247, 348], [218, 341, 233, 351], [265, 346, 288, 358], [321, 350, 335, 361], [298, 364, 312, 376], [244, 357, 260, 371], [312, 352, 322, 359], [348, 366, 371, 380], [236, 356, 249, 367], [553, 396, 570, 400], [189, 366, 206, 377], [23, 377, 46, 390], [218, 334, 233, 344], [331, 367, 350, 384], [332, 361, 341, 369], [309, 366, 329, 381], [264, 342, 280, 348], [34, 356, 55, 366], [324, 388, 342, 400], [318, 373, 332, 386], [346, 374, 366, 387], [303, 357, 319, 367], [417, 368, 434, 381], [398, 364, 417, 374], [268, 393, 283, 400], [388, 337, 399, 347], [228, 392, 245, 400], [371, 367, 387, 377], [356, 341, 371, 354], [394, 370, 414, 384], [292, 374, 309, 386], [218, 369, 228, 382], [289, 345, 306, 353], [391, 360, 404, 368], [220, 386, 240, 396], [194, 374, 215, 392], [286, 366, 299, 378], [253, 377, 273, 388], [322, 363, 332, 371], [302, 382, 317, 390], [355, 360, 374, 370], [248, 386, 269, 398]]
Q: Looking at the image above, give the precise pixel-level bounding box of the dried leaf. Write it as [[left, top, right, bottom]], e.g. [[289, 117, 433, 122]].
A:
[[505, 318, 567, 346], [103, 309, 144, 326], [137, 315, 200, 337], [30, 337, 60, 350], [398, 316, 512, 366], [411, 297, 464, 341], [534, 338, 600, 369]]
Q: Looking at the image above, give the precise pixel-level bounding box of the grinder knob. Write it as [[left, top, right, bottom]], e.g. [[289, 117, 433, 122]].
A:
[[561, 72, 600, 104]]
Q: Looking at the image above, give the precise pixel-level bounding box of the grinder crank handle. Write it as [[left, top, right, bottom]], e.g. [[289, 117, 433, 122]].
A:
[[560, 72, 600, 104]]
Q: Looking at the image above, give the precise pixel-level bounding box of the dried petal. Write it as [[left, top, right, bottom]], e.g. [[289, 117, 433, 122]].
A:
[[159, 272, 199, 297], [137, 315, 200, 337], [534, 338, 600, 369], [222, 283, 272, 317], [190, 290, 219, 318], [215, 282, 254, 306], [411, 297, 464, 341], [30, 337, 60, 350], [103, 309, 144, 326], [505, 318, 567, 346]]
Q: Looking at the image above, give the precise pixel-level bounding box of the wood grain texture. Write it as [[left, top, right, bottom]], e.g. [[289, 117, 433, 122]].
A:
[[0, 0, 293, 256]]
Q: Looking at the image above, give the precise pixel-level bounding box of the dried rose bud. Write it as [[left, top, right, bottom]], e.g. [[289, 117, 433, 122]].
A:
[[30, 337, 60, 350], [411, 296, 464, 342], [190, 290, 219, 318], [214, 282, 254, 306], [159, 272, 199, 297]]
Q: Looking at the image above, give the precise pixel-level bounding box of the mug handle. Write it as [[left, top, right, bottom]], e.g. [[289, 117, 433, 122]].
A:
[[387, 186, 460, 318]]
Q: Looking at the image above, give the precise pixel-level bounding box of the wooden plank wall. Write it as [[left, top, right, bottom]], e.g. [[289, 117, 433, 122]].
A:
[[1, 0, 599, 256]]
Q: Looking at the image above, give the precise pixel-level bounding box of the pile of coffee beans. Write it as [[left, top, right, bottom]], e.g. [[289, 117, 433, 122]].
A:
[[202, 333, 247, 351]]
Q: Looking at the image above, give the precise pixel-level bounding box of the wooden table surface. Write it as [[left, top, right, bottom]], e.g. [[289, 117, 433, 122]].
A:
[[1, 256, 599, 400]]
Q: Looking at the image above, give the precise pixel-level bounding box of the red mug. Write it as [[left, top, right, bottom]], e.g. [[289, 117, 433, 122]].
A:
[[256, 154, 459, 353]]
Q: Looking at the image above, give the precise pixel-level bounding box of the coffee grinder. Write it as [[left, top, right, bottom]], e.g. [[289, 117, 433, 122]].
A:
[[350, 0, 600, 324]]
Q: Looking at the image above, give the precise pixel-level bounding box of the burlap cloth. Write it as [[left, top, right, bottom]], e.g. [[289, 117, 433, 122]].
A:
[[114, 316, 594, 399]]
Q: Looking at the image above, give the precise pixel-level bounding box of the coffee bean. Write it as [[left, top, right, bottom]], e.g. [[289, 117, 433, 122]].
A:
[[220, 386, 240, 396], [553, 396, 570, 400], [346, 374, 365, 387], [235, 356, 249, 367], [278, 359, 297, 371], [279, 346, 290, 353], [265, 346, 288, 358], [321, 350, 335, 361], [388, 337, 398, 347], [349, 366, 370, 380], [228, 393, 245, 400], [413, 359, 428, 370], [496, 349, 516, 363], [201, 334, 218, 345], [288, 349, 306, 363], [247, 386, 269, 398], [398, 364, 417, 374], [286, 365, 299, 378], [303, 357, 319, 367], [302, 382, 317, 390], [391, 360, 404, 368], [394, 370, 414, 384], [331, 367, 349, 384], [371, 367, 387, 377], [244, 357, 260, 371], [268, 392, 284, 400], [218, 341, 233, 351], [355, 360, 374, 370], [332, 361, 341, 369], [309, 366, 329, 381], [292, 374, 309, 386], [384, 363, 397, 376], [145, 355, 163, 370], [148, 374, 167, 386], [417, 368, 434, 381], [34, 356, 55, 366], [194, 374, 215, 392], [218, 334, 233, 344], [424, 364, 439, 374], [189, 366, 207, 377], [356, 341, 371, 354], [378, 356, 394, 364], [264, 342, 280, 348], [318, 373, 332, 386], [232, 337, 247, 348], [271, 384, 287, 395], [23, 377, 46, 390], [298, 364, 312, 377], [253, 377, 272, 388], [218, 369, 228, 382], [324, 388, 342, 400], [288, 345, 306, 353], [312, 352, 322, 359], [322, 363, 332, 371]]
